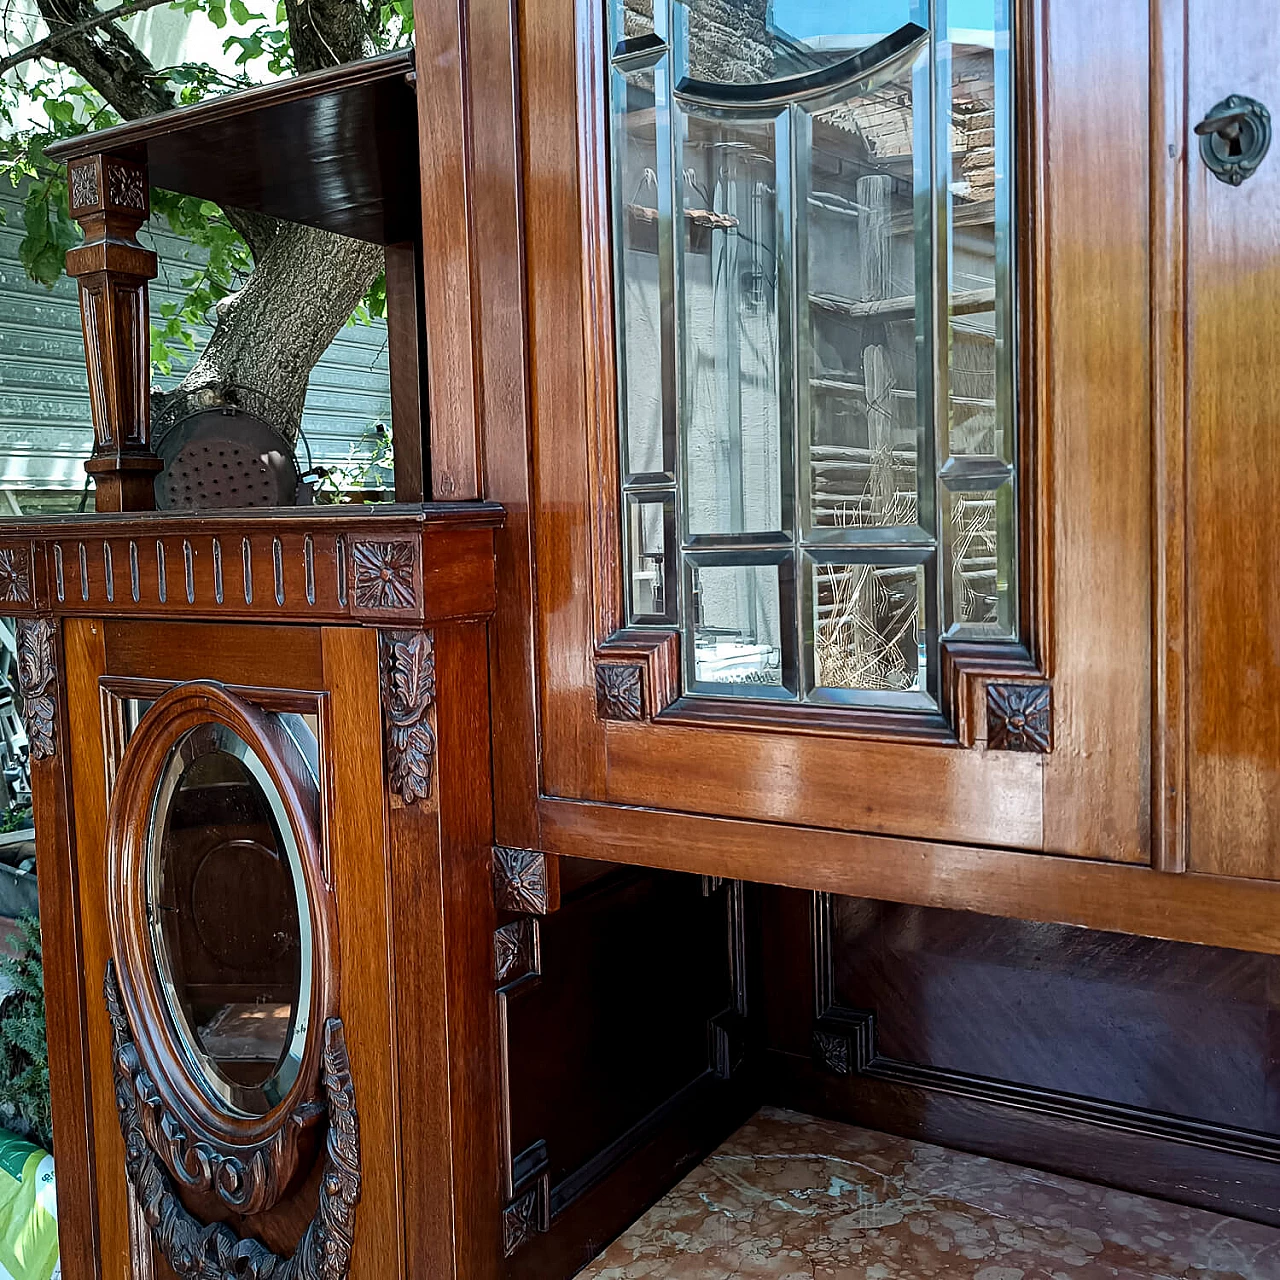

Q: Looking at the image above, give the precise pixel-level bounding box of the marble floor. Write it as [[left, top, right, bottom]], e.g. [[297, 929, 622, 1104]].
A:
[[580, 1107, 1280, 1280]]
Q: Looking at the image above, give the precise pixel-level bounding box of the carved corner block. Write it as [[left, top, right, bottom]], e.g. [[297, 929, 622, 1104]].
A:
[[595, 662, 643, 720], [502, 1178, 547, 1257], [67, 154, 149, 220], [380, 630, 436, 804], [812, 1011, 876, 1078], [0, 545, 33, 608], [493, 846, 550, 914], [595, 628, 681, 719], [986, 681, 1052, 752], [351, 539, 422, 616], [16, 617, 56, 761], [495, 917, 540, 987]]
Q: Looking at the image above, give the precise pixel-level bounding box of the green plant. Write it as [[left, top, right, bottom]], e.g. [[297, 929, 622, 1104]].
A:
[[0, 808, 33, 836], [0, 916, 50, 1152]]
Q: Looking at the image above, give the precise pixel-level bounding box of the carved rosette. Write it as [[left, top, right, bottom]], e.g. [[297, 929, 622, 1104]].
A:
[[494, 918, 539, 987], [812, 1029, 853, 1077], [493, 847, 549, 914], [105, 962, 361, 1280], [68, 160, 100, 212], [987, 682, 1052, 752], [106, 160, 147, 212], [595, 663, 643, 720], [379, 630, 436, 803], [352, 540, 418, 610], [16, 618, 56, 761], [502, 1184, 542, 1257], [0, 547, 31, 605]]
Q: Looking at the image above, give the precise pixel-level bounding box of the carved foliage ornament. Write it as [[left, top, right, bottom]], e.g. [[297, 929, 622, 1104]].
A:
[[352, 540, 417, 611], [68, 161, 100, 210], [503, 1184, 541, 1257], [16, 618, 56, 760], [105, 962, 361, 1280], [380, 630, 436, 803], [107, 162, 147, 212], [595, 663, 643, 721], [0, 547, 31, 605], [986, 681, 1052, 752], [493, 847, 549, 915]]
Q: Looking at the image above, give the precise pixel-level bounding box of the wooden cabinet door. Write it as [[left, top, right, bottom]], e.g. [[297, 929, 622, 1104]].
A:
[[514, 0, 1152, 866]]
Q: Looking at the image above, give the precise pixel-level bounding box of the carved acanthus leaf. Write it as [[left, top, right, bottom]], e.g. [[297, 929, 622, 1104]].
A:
[[104, 962, 361, 1280], [16, 617, 56, 761], [380, 630, 436, 804]]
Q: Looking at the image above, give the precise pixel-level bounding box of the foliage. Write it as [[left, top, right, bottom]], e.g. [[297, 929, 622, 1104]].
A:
[[0, 0, 413, 363], [0, 917, 50, 1153], [315, 420, 394, 500], [0, 808, 32, 836]]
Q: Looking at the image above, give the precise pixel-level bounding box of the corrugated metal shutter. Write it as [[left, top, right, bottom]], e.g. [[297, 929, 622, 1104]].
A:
[[0, 182, 392, 493]]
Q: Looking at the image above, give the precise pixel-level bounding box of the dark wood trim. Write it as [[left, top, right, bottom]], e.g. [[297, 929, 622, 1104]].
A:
[[539, 796, 1280, 955], [767, 1049, 1280, 1229], [104, 965, 362, 1280], [493, 846, 559, 915], [63, 151, 161, 512]]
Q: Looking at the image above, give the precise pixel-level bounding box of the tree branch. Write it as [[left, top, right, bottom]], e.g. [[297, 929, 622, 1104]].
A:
[[32, 0, 175, 120], [0, 0, 172, 79]]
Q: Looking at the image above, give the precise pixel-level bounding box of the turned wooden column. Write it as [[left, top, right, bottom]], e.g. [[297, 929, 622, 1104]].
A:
[[64, 151, 162, 512]]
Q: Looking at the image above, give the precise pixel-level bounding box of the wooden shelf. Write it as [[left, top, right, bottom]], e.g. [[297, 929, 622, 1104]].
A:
[[47, 50, 419, 245]]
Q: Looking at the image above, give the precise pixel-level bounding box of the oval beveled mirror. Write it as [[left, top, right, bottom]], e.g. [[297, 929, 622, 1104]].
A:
[[106, 683, 335, 1216], [147, 720, 312, 1117]]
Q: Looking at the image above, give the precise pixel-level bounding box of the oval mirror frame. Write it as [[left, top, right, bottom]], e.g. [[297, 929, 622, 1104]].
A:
[[106, 681, 336, 1217]]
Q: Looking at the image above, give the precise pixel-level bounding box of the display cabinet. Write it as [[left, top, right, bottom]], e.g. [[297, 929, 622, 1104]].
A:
[[19, 0, 1280, 1276], [472, 0, 1280, 942]]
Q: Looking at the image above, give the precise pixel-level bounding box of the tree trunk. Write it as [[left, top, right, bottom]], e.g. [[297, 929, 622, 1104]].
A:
[[36, 0, 387, 457], [154, 227, 385, 448]]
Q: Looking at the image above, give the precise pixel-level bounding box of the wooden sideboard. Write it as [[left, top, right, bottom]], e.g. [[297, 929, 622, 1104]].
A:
[[17, 0, 1280, 1276]]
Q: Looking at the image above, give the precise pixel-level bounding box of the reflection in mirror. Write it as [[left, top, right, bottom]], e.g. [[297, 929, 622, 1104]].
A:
[[147, 720, 313, 1117]]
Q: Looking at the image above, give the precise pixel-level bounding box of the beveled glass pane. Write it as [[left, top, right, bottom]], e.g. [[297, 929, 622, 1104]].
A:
[[614, 0, 659, 48], [687, 558, 791, 693], [613, 58, 676, 481], [626, 492, 676, 622], [809, 558, 928, 695], [147, 721, 311, 1117], [800, 44, 931, 540], [941, 0, 1011, 461], [678, 0, 914, 84], [942, 477, 1015, 636], [679, 106, 787, 538]]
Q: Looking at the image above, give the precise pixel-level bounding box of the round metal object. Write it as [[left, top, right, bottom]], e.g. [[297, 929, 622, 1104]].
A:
[[158, 408, 300, 510]]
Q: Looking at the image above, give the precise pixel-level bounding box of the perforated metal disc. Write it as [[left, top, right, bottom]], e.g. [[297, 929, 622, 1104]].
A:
[[158, 410, 299, 510]]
